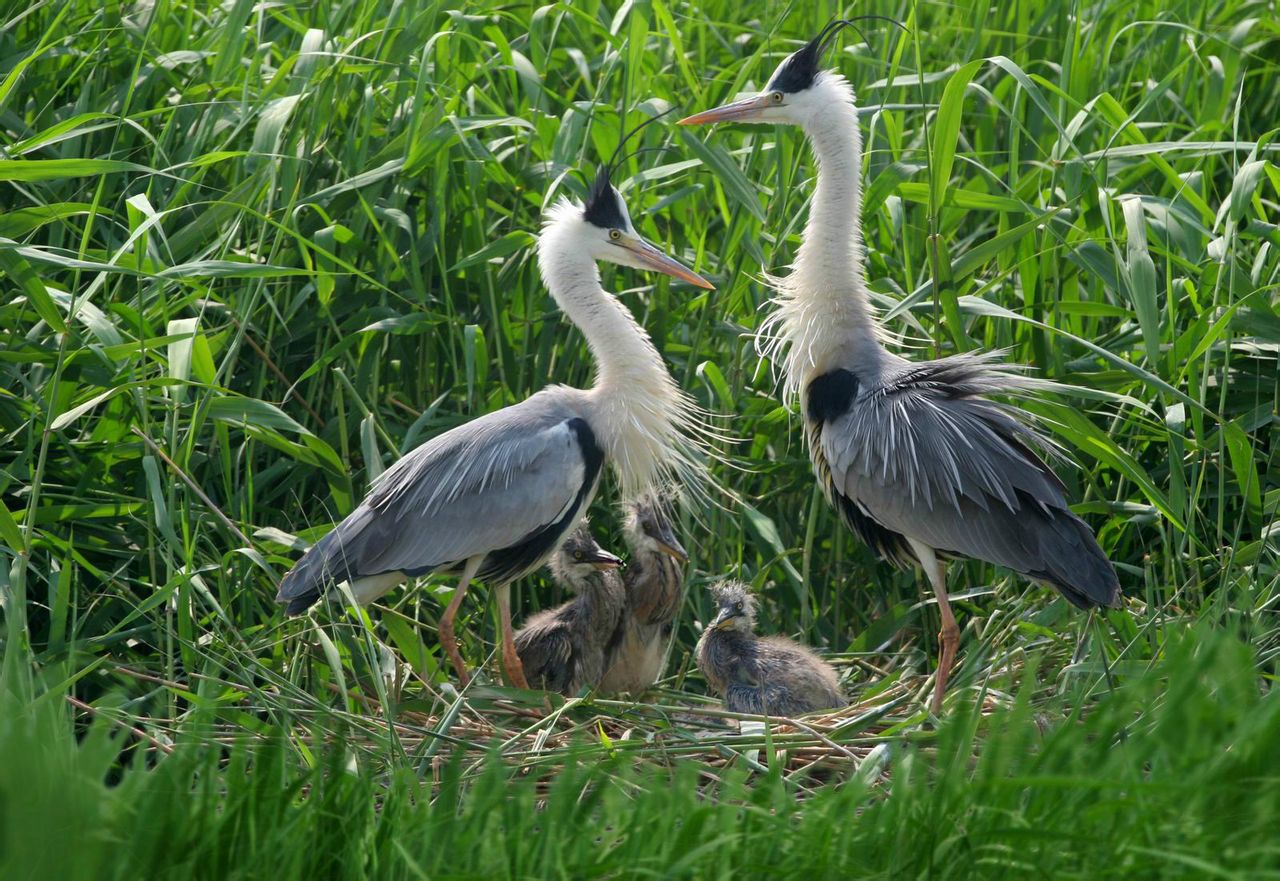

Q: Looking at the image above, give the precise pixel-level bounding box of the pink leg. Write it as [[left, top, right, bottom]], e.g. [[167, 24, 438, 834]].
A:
[[911, 540, 959, 714], [927, 558, 959, 713], [495, 582, 530, 689], [439, 557, 482, 686]]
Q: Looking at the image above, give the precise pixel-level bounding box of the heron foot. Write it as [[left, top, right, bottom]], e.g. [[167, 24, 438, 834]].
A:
[[930, 618, 960, 714], [502, 643, 531, 690]]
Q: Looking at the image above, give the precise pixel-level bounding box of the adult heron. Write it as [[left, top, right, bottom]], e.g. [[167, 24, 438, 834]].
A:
[[680, 21, 1120, 711], [276, 124, 713, 689]]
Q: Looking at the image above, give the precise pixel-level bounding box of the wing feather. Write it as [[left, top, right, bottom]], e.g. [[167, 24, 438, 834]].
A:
[[822, 353, 1119, 608], [277, 390, 599, 604], [515, 610, 578, 694]]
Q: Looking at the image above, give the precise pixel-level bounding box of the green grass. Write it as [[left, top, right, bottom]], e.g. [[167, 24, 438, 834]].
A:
[[1, 0, 1278, 876], [6, 629, 1280, 879]]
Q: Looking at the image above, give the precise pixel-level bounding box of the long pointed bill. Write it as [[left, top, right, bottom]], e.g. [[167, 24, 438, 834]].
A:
[[619, 237, 715, 290], [678, 94, 775, 126]]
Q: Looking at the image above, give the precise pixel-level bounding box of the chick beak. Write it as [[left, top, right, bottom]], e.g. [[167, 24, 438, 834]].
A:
[[710, 608, 737, 631], [587, 549, 624, 571], [652, 522, 688, 564]]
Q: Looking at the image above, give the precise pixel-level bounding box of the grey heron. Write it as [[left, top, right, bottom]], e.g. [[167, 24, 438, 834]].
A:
[[598, 493, 687, 695], [680, 20, 1120, 711], [276, 123, 714, 689], [513, 523, 626, 696], [697, 581, 845, 716]]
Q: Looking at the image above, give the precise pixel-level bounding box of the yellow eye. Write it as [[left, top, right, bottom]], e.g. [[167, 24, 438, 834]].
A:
[[573, 550, 584, 561], [609, 229, 622, 240], [772, 91, 784, 104]]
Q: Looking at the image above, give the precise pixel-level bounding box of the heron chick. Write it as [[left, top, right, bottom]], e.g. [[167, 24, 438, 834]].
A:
[[697, 581, 845, 717], [599, 494, 688, 695], [514, 525, 625, 696]]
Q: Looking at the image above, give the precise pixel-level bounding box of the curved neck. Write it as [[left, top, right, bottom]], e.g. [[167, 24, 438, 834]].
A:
[[766, 81, 884, 392], [797, 99, 867, 296], [566, 572, 601, 595], [707, 626, 754, 648], [537, 243, 669, 394], [537, 228, 690, 497]]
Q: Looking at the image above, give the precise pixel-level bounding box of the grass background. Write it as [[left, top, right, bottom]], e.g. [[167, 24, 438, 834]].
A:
[[1, 0, 1278, 876]]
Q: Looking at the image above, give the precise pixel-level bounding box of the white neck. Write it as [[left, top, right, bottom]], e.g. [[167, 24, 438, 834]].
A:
[[760, 75, 886, 398], [538, 222, 701, 497]]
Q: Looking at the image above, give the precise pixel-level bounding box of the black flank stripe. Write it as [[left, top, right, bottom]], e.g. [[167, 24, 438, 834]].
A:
[[833, 490, 915, 568], [476, 417, 604, 585]]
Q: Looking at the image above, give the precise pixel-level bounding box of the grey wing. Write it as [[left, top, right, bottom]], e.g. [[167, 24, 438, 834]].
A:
[[824, 356, 1119, 608], [720, 652, 768, 714], [277, 392, 602, 608], [727, 683, 836, 716], [724, 678, 816, 716], [758, 639, 845, 710], [724, 684, 772, 715]]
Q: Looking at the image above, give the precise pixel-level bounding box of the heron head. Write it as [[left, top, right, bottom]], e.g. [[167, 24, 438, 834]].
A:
[[554, 524, 623, 588], [678, 20, 864, 129], [708, 580, 758, 633], [624, 492, 688, 563], [571, 166, 713, 289]]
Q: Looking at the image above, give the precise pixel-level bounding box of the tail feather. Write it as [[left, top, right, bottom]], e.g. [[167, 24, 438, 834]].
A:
[[1031, 510, 1121, 610], [275, 525, 359, 615], [281, 587, 322, 616]]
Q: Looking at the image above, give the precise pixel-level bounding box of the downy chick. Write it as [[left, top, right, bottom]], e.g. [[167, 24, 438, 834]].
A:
[[696, 581, 844, 716], [599, 495, 687, 694], [514, 525, 625, 695]]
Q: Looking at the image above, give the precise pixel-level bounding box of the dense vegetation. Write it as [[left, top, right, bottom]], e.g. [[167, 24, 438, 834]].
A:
[[2, 0, 1276, 876]]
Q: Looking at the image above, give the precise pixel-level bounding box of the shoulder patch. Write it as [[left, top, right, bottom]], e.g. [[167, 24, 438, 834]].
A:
[[805, 369, 860, 424]]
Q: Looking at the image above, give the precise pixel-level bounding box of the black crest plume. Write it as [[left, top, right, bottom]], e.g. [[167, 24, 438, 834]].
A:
[[767, 16, 906, 94], [583, 106, 677, 229]]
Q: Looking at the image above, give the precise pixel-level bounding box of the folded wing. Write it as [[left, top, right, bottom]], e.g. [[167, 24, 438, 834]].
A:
[[821, 354, 1119, 609], [277, 391, 602, 611]]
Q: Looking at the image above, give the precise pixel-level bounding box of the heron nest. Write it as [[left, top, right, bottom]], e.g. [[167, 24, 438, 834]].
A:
[[383, 668, 1002, 791]]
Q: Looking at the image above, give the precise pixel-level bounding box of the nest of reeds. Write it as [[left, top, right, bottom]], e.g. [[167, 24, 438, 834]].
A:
[[383, 659, 1006, 790]]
